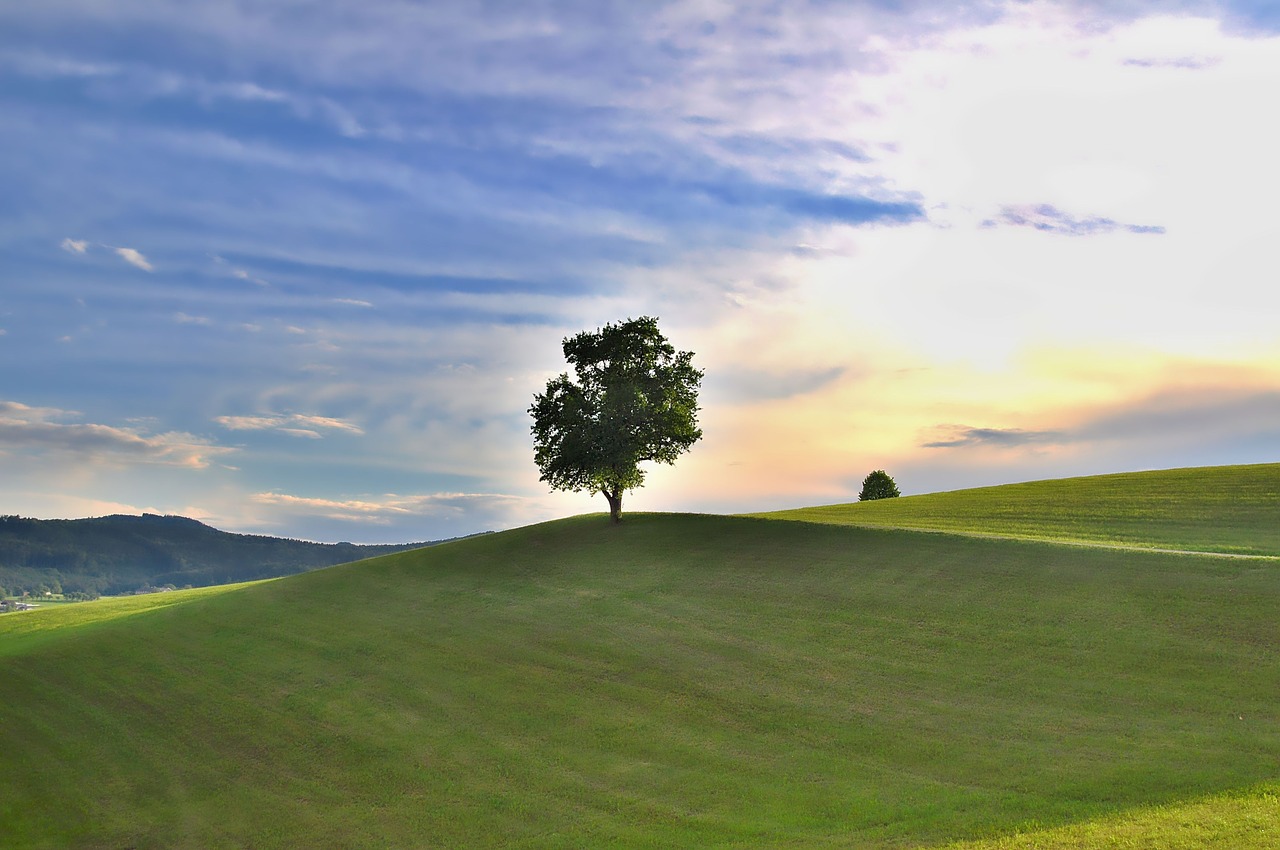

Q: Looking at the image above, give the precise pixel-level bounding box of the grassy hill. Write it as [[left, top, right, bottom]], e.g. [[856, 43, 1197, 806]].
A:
[[2, 468, 1278, 848], [753, 462, 1280, 556]]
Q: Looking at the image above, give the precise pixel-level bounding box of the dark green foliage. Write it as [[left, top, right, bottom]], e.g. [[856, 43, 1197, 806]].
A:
[[0, 513, 436, 597], [858, 469, 900, 501], [530, 316, 703, 522]]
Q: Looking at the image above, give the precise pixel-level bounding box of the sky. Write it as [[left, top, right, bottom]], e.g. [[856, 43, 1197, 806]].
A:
[[2, 0, 1279, 543]]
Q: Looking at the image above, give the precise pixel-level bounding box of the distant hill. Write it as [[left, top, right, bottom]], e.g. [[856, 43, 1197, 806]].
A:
[[752, 462, 1280, 556], [0, 513, 448, 598]]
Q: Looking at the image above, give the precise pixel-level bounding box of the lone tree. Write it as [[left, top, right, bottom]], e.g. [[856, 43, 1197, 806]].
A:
[[858, 469, 900, 501], [530, 316, 703, 523]]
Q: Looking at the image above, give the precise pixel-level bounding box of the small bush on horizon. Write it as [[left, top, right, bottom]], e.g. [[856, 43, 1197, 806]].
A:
[[859, 469, 900, 501]]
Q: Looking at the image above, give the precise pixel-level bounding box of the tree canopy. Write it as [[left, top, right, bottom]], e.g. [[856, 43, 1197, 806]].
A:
[[858, 470, 901, 501], [529, 317, 703, 523]]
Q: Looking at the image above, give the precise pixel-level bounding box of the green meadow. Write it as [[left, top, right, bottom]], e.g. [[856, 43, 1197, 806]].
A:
[[2, 466, 1278, 848], [755, 462, 1280, 556]]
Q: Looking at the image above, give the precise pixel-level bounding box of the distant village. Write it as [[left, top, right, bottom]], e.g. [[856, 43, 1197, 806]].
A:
[[1, 584, 180, 613], [0, 599, 40, 612]]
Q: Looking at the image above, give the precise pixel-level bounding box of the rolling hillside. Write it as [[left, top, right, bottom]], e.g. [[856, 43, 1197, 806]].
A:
[[753, 462, 1280, 556], [2, 467, 1278, 848]]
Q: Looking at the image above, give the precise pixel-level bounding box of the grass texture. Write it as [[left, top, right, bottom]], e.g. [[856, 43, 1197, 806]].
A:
[[753, 463, 1280, 556], [2, 488, 1278, 847]]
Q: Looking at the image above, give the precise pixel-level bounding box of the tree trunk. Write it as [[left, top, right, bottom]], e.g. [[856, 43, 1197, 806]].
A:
[[603, 489, 623, 523]]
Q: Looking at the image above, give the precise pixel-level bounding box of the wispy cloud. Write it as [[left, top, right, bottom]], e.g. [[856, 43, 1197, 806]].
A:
[[232, 268, 269, 286], [922, 425, 1065, 449], [0, 401, 233, 468], [1123, 56, 1221, 70], [983, 204, 1165, 236], [216, 412, 365, 437], [59, 238, 155, 269], [922, 386, 1280, 455], [253, 490, 535, 525], [209, 255, 269, 286], [3, 48, 367, 138], [113, 246, 154, 271]]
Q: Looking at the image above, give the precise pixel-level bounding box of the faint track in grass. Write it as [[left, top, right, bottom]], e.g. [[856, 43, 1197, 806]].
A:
[[750, 464, 1280, 562], [765, 518, 1280, 560]]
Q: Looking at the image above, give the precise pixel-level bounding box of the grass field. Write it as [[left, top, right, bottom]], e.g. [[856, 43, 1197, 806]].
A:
[[1, 467, 1277, 847], [753, 463, 1280, 556]]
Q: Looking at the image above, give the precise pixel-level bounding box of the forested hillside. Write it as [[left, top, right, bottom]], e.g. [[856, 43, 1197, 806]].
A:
[[0, 514, 441, 598]]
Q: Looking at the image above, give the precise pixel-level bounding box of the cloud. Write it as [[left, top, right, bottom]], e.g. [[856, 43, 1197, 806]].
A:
[[210, 255, 269, 286], [922, 425, 1066, 449], [1122, 56, 1221, 69], [59, 238, 155, 270], [332, 298, 374, 307], [113, 247, 154, 271], [921, 386, 1280, 455], [216, 412, 365, 437], [0, 401, 233, 468], [0, 401, 66, 420], [214, 416, 280, 430], [10, 2, 932, 262], [253, 492, 413, 522], [984, 204, 1165, 236], [252, 490, 536, 526], [231, 268, 270, 286], [175, 76, 368, 138], [277, 428, 323, 439], [289, 414, 365, 434], [174, 312, 212, 325], [4, 48, 367, 138]]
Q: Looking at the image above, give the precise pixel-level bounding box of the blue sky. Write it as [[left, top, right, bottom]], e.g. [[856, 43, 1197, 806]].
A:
[[3, 1, 1279, 542]]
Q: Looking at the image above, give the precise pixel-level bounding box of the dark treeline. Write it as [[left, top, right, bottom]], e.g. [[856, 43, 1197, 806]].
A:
[[0, 514, 451, 598]]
